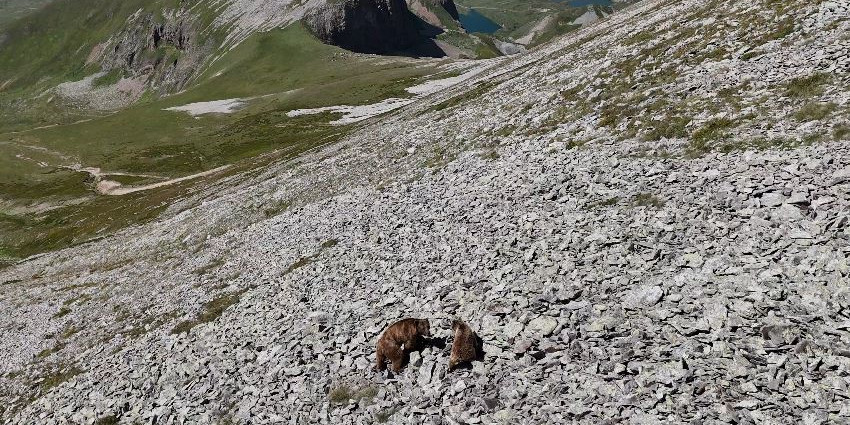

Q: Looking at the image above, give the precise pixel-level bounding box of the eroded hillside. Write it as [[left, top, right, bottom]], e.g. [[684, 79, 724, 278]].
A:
[[1, 0, 849, 423]]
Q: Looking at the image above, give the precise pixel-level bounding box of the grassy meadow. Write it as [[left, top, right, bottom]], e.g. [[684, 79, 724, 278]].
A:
[[0, 21, 446, 261]]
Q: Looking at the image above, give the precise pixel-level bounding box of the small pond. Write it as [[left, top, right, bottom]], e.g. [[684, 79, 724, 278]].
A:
[[459, 9, 502, 34]]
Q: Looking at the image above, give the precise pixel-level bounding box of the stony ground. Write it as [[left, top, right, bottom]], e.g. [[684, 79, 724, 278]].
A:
[[2, 0, 850, 423]]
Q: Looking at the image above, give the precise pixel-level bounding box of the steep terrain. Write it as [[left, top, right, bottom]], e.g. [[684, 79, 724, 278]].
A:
[[2, 0, 850, 423], [304, 0, 430, 55], [0, 0, 486, 263]]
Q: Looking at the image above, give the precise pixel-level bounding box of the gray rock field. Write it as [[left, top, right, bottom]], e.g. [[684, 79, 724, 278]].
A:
[[2, 0, 850, 423]]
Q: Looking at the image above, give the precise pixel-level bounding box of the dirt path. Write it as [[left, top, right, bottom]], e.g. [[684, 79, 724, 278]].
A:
[[94, 165, 231, 195]]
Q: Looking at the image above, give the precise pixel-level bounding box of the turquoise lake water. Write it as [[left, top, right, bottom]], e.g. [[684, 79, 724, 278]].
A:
[[459, 8, 502, 34]]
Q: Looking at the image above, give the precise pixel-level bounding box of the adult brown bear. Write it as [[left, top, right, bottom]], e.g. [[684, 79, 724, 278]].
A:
[[375, 318, 432, 373]]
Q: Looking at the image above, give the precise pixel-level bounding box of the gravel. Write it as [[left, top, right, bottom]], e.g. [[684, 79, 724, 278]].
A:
[[2, 0, 849, 423]]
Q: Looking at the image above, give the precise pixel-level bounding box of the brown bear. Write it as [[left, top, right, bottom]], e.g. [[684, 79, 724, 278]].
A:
[[448, 319, 482, 371], [375, 318, 431, 373]]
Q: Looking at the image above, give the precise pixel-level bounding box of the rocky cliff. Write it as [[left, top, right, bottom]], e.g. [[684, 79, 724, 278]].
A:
[[304, 0, 423, 54], [97, 10, 213, 96], [422, 0, 459, 20]]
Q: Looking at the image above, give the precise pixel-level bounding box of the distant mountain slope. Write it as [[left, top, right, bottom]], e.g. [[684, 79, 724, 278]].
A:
[[0, 0, 403, 101], [454, 0, 639, 46], [0, 0, 53, 31], [0, 0, 654, 263]]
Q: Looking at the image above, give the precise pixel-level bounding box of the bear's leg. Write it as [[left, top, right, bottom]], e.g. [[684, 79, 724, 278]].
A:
[[376, 347, 387, 371], [389, 345, 404, 373]]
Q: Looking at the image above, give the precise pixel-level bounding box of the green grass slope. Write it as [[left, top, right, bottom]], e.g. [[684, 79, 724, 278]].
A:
[[0, 0, 54, 31], [0, 23, 442, 260]]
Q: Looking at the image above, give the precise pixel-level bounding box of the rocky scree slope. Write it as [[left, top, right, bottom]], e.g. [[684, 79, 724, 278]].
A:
[[2, 0, 850, 423]]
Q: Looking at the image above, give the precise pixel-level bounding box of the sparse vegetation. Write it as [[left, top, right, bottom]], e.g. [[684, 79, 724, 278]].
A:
[[586, 197, 620, 209], [786, 73, 830, 98], [833, 124, 850, 141], [424, 144, 458, 169], [96, 415, 120, 425], [60, 325, 80, 339], [375, 407, 399, 423], [328, 384, 378, 406], [632, 193, 665, 209], [328, 386, 354, 404], [740, 50, 761, 61], [564, 139, 585, 150], [53, 306, 72, 318], [643, 116, 691, 141], [762, 16, 795, 42], [479, 148, 500, 160], [429, 81, 497, 113], [284, 257, 312, 275], [263, 200, 292, 218], [40, 365, 83, 392], [688, 118, 735, 155], [0, 246, 16, 269], [193, 258, 226, 276], [794, 102, 836, 122], [717, 137, 804, 153], [92, 69, 122, 88], [626, 30, 654, 46], [58, 281, 101, 292], [171, 290, 247, 334], [494, 124, 516, 138], [37, 343, 66, 359]]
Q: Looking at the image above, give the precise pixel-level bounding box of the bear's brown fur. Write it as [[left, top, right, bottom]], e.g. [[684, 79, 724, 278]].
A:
[[375, 318, 431, 373], [449, 319, 481, 371]]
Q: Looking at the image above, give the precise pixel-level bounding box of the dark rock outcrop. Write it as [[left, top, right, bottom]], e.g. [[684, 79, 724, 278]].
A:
[[304, 0, 423, 55], [425, 0, 458, 20]]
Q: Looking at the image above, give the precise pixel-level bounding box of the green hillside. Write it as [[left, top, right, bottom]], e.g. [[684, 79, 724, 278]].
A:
[[0, 21, 444, 260], [0, 0, 623, 262], [0, 0, 54, 31]]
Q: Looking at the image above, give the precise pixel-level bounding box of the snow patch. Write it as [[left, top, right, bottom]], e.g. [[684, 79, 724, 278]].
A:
[[286, 64, 491, 125], [406, 66, 489, 96], [165, 99, 246, 116], [286, 98, 414, 125]]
